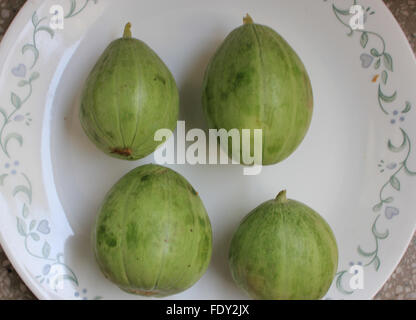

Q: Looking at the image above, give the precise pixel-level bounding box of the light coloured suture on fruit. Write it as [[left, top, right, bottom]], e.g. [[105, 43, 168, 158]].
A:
[[154, 121, 263, 176]]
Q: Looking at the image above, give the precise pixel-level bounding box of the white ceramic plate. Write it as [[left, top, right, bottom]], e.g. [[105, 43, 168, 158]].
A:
[[0, 0, 415, 300]]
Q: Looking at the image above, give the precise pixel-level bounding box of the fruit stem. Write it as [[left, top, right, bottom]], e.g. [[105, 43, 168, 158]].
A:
[[243, 14, 254, 25], [123, 22, 132, 38], [275, 190, 287, 203]]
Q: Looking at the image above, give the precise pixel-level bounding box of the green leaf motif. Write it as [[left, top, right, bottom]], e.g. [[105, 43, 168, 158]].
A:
[[0, 174, 7, 186], [370, 48, 380, 57], [389, 176, 400, 191], [404, 166, 416, 176], [333, 5, 351, 16], [357, 246, 375, 257], [30, 233, 40, 241], [402, 101, 412, 114], [32, 11, 39, 27], [4, 133, 23, 157], [65, 0, 77, 18], [29, 220, 36, 231], [381, 71, 388, 84], [53, 274, 78, 288], [360, 32, 368, 48], [0, 108, 7, 121], [378, 85, 397, 103], [374, 58, 381, 70], [11, 93, 22, 109], [373, 256, 381, 271], [18, 80, 28, 87], [383, 197, 394, 203], [383, 53, 393, 72], [387, 128, 407, 153], [22, 44, 39, 69], [22, 203, 29, 218], [12, 185, 32, 204], [335, 271, 354, 295], [17, 217, 27, 236], [372, 203, 383, 212], [36, 26, 55, 39], [42, 242, 51, 258], [29, 72, 40, 82], [372, 223, 389, 240]]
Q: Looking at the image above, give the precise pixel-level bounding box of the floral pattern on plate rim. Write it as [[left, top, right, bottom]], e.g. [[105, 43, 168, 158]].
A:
[[325, 0, 416, 296], [0, 0, 101, 300], [0, 0, 414, 299]]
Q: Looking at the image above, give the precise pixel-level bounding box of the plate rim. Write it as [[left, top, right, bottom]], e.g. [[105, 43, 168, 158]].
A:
[[362, 0, 416, 298], [0, 0, 53, 300], [0, 0, 415, 300]]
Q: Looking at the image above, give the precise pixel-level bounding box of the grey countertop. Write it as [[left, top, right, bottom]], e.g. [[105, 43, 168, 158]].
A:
[[0, 0, 415, 300]]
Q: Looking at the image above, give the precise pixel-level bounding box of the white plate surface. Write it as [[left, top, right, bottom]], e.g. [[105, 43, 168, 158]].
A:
[[0, 0, 415, 300]]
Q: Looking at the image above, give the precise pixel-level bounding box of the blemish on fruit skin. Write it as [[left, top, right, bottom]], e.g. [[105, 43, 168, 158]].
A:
[[232, 71, 250, 92], [97, 226, 118, 248], [154, 75, 166, 85], [106, 238, 117, 247], [111, 147, 132, 157]]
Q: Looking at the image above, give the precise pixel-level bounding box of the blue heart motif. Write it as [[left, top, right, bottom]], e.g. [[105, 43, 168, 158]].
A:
[[11, 64, 27, 78], [14, 115, 25, 122], [360, 53, 374, 69], [386, 163, 397, 170], [37, 219, 51, 235], [385, 206, 399, 220], [42, 264, 51, 275]]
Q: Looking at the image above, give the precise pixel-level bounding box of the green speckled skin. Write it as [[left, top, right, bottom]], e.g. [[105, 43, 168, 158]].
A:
[[93, 164, 212, 297], [229, 195, 338, 300], [202, 20, 313, 165], [80, 27, 179, 160]]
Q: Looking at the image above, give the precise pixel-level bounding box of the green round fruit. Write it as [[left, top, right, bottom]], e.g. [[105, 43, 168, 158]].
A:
[[202, 15, 313, 165], [80, 23, 179, 161], [229, 191, 338, 300], [93, 164, 212, 297]]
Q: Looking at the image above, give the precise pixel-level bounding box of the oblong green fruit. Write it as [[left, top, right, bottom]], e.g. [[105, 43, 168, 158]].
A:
[[80, 23, 179, 160], [93, 164, 212, 297], [229, 191, 338, 300], [202, 15, 313, 165]]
